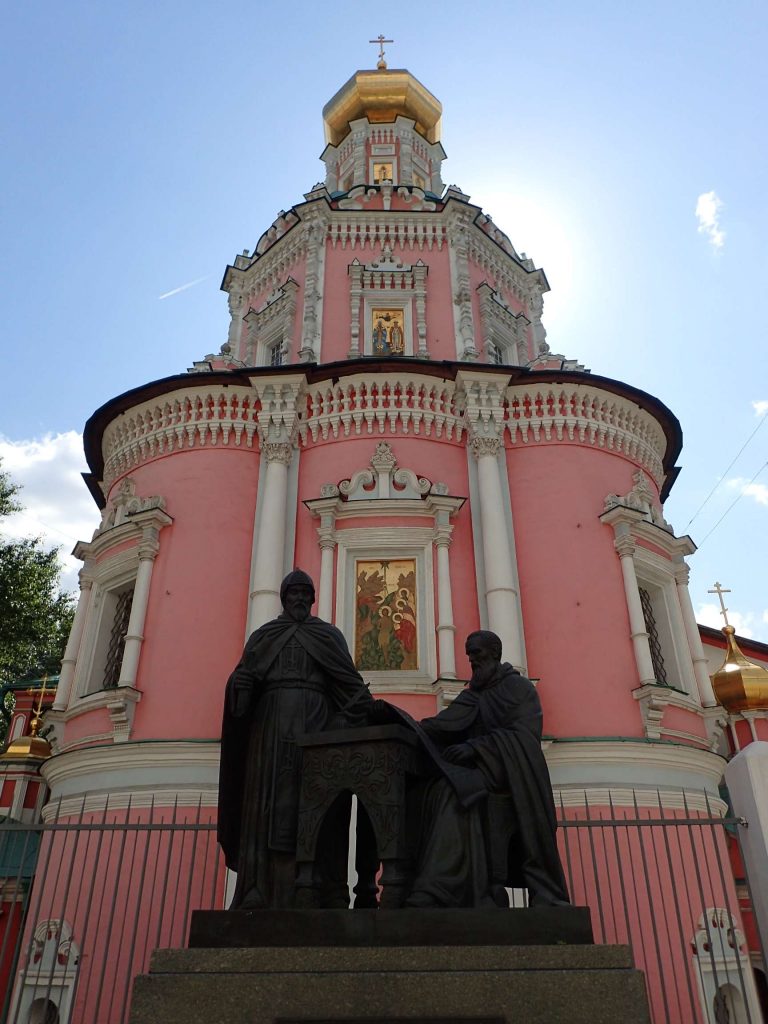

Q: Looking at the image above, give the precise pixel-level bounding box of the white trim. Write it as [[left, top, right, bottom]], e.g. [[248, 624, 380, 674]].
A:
[[546, 739, 727, 797]]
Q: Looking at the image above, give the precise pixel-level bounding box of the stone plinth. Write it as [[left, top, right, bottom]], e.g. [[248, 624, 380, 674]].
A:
[[130, 942, 650, 1024], [189, 907, 594, 948]]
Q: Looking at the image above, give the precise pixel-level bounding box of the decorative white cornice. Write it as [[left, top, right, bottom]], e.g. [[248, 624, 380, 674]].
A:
[[546, 739, 727, 803], [601, 505, 696, 558], [299, 372, 464, 443], [456, 369, 508, 442], [44, 686, 142, 753], [40, 740, 221, 816], [101, 384, 260, 486], [327, 212, 448, 252], [505, 382, 668, 486]]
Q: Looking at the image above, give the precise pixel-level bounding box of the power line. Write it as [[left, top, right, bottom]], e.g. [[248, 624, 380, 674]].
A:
[[696, 461, 768, 548], [686, 409, 768, 528]]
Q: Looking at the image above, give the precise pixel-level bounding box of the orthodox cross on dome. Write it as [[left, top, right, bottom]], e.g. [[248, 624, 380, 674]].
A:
[[369, 34, 394, 70], [26, 675, 52, 736], [708, 581, 732, 627]]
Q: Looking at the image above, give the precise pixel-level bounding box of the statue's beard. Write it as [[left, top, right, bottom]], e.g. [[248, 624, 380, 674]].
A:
[[289, 603, 310, 622], [469, 661, 498, 689]]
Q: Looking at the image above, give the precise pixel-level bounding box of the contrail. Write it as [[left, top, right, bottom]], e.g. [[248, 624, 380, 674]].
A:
[[158, 275, 209, 300]]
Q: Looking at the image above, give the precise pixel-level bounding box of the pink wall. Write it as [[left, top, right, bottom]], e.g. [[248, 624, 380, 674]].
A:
[[507, 443, 646, 738]]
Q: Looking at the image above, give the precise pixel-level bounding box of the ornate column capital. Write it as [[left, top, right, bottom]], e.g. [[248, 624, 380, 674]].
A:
[[470, 436, 502, 460], [138, 525, 161, 560], [614, 535, 636, 559], [263, 441, 294, 465], [433, 525, 453, 549], [673, 563, 690, 586]]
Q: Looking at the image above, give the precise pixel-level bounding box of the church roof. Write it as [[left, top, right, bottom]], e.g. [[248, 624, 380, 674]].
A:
[[322, 68, 442, 146]]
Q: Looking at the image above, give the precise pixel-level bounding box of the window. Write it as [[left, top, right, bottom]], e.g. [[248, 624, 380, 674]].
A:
[[488, 341, 505, 365], [639, 586, 669, 685], [90, 583, 135, 693], [268, 339, 283, 367]]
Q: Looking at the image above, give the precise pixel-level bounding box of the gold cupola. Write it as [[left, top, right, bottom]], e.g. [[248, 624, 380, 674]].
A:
[[0, 680, 53, 762], [707, 583, 768, 713], [322, 68, 442, 146], [711, 625, 768, 713]]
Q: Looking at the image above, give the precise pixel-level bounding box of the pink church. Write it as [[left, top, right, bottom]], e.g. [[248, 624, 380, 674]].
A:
[[1, 59, 767, 1024]]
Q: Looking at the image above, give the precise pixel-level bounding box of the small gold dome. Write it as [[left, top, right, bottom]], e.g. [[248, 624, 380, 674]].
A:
[[711, 625, 768, 713], [322, 69, 442, 146], [1, 733, 52, 761]]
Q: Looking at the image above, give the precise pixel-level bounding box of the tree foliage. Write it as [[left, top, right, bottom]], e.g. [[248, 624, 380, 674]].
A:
[[0, 462, 75, 688]]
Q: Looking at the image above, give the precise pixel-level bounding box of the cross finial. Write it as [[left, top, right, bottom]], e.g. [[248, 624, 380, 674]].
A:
[[708, 582, 732, 627], [369, 34, 394, 70], [26, 675, 52, 737]]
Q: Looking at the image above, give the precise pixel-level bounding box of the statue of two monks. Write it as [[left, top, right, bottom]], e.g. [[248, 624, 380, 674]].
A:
[[217, 570, 569, 910]]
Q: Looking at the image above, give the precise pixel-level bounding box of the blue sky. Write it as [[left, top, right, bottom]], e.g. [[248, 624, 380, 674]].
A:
[[1, 1, 766, 637]]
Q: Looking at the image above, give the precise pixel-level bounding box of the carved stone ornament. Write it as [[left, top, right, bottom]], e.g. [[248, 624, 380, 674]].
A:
[[338, 442, 431, 500], [262, 441, 294, 465], [469, 436, 502, 460], [95, 478, 166, 538], [604, 470, 673, 533]]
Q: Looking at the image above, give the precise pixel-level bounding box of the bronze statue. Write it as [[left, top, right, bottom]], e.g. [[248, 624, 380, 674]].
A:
[[217, 570, 374, 909], [405, 630, 570, 908]]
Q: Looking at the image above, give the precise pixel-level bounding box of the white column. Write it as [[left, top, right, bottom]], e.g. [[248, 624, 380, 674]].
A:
[[53, 570, 93, 711], [117, 527, 160, 688], [472, 436, 523, 670], [434, 516, 457, 679], [674, 564, 717, 705], [614, 532, 656, 686], [316, 511, 336, 622], [725, 743, 768, 960], [247, 442, 293, 633]]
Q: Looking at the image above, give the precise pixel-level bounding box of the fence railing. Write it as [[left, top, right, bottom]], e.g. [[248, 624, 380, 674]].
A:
[[0, 791, 765, 1024]]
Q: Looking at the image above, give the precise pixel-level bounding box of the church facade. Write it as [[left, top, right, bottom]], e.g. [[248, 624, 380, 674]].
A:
[[1, 59, 767, 1024]]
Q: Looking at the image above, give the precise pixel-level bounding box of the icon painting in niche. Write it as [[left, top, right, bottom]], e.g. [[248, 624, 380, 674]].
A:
[[371, 309, 405, 356], [354, 559, 418, 671]]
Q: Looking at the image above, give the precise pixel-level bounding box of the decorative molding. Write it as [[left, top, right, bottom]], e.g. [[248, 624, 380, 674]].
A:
[[338, 442, 431, 500], [40, 740, 221, 815], [505, 382, 668, 486], [476, 282, 530, 364], [243, 278, 299, 366], [545, 739, 727, 797], [632, 683, 720, 749], [447, 207, 479, 360], [327, 214, 447, 252], [45, 686, 141, 751], [299, 372, 464, 443], [469, 436, 502, 460], [604, 469, 672, 532], [101, 385, 261, 486]]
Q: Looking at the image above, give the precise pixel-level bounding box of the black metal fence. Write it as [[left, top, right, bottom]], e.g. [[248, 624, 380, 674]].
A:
[[0, 792, 765, 1024]]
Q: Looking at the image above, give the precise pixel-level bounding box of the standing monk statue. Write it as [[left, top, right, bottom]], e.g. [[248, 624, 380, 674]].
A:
[[405, 630, 569, 908], [218, 570, 374, 909]]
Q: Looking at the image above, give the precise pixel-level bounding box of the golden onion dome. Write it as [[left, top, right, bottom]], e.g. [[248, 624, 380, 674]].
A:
[[322, 69, 442, 146], [711, 625, 768, 713]]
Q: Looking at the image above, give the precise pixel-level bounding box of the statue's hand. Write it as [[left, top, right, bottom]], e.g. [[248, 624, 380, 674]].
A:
[[368, 698, 396, 724], [229, 666, 254, 717], [443, 743, 476, 766]]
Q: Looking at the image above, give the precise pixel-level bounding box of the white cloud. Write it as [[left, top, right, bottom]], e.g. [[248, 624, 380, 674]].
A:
[[697, 602, 755, 639], [0, 432, 101, 593], [727, 476, 768, 506], [695, 190, 725, 250], [753, 400, 768, 416]]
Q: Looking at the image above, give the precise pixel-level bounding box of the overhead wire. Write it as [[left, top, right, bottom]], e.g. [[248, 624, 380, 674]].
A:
[[686, 408, 768, 529], [695, 460, 768, 548]]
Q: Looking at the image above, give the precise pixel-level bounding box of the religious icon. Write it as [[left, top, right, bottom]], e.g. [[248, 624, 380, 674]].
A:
[[371, 309, 406, 356], [354, 559, 418, 671], [373, 162, 393, 183]]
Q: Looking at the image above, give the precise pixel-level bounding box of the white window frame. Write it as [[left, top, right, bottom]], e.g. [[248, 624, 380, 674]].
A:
[[633, 546, 697, 697], [75, 552, 139, 699]]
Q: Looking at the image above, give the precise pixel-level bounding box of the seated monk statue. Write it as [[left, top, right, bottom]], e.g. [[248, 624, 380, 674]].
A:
[[404, 630, 570, 908]]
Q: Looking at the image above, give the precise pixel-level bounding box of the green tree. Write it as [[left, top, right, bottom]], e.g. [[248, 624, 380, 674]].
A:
[[0, 461, 75, 692]]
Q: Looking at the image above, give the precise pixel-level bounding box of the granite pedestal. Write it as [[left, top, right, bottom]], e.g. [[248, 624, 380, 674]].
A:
[[129, 909, 651, 1024]]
